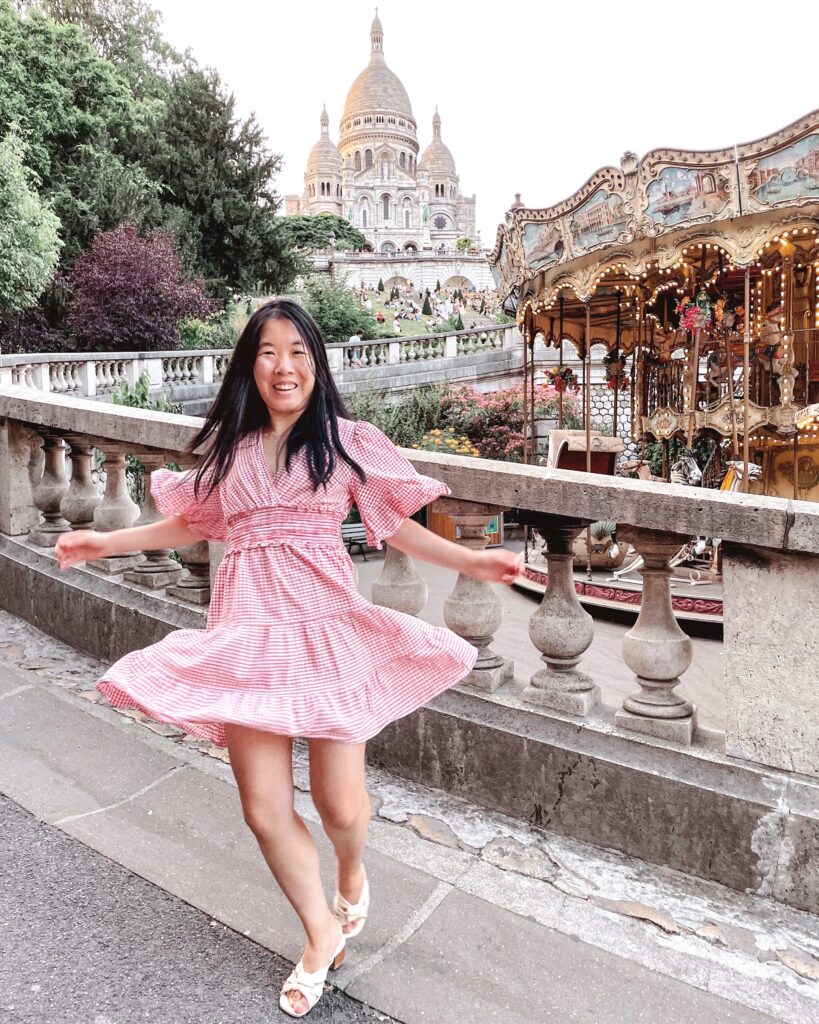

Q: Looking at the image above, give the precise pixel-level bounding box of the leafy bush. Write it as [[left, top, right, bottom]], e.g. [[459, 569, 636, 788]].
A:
[[440, 382, 580, 462], [302, 277, 377, 343], [66, 223, 216, 351], [345, 385, 444, 448], [0, 305, 70, 354], [179, 305, 238, 350]]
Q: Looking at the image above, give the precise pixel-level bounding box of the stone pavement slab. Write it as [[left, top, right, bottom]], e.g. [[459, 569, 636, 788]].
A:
[[62, 761, 444, 968], [345, 888, 778, 1024], [0, 655, 816, 1024], [0, 669, 179, 822]]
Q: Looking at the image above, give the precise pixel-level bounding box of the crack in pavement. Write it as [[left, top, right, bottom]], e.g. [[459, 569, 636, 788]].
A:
[[335, 878, 457, 991], [52, 765, 184, 825], [0, 683, 33, 702]]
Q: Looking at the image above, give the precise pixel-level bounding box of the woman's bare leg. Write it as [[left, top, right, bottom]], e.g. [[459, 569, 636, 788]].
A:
[[225, 724, 341, 1014], [308, 739, 370, 932]]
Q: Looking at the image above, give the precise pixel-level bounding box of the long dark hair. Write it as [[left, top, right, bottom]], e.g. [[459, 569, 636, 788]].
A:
[[189, 299, 364, 494]]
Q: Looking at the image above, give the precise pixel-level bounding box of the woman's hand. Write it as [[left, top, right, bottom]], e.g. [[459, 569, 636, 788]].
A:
[[466, 548, 524, 585], [54, 530, 113, 570]]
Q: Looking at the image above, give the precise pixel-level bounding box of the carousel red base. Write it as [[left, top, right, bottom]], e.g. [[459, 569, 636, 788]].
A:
[[519, 566, 724, 625]]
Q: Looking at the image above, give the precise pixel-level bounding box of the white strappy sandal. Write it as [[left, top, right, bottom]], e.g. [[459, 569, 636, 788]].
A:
[[278, 934, 346, 1018], [333, 869, 370, 940]]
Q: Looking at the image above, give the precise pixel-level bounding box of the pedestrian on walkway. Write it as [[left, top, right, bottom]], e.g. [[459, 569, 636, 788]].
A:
[[54, 299, 521, 1019]]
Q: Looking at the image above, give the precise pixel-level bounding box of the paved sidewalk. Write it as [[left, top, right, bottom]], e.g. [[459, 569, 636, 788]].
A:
[[1, 616, 817, 1024], [0, 795, 394, 1024]]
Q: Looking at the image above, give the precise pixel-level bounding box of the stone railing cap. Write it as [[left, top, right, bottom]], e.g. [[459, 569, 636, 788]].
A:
[[3, 385, 816, 556]]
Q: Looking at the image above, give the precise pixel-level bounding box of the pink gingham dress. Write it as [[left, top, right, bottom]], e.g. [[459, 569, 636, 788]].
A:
[[97, 419, 477, 745]]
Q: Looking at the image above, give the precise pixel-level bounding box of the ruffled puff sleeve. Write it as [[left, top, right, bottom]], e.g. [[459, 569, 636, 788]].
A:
[[150, 464, 227, 543], [348, 420, 449, 549]]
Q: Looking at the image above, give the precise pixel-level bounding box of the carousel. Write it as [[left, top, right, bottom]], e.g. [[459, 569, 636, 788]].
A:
[[490, 109, 819, 626]]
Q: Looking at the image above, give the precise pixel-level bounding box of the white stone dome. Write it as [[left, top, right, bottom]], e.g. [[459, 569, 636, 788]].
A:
[[307, 107, 342, 174], [342, 15, 413, 121], [420, 109, 456, 175]]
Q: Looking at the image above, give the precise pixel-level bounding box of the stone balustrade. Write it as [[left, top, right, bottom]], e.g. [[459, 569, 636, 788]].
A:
[[2, 384, 819, 913], [0, 326, 519, 403], [1, 383, 817, 785], [329, 324, 512, 372]]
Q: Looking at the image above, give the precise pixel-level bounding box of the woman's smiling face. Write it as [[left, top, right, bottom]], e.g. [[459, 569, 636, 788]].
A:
[[253, 316, 316, 423]]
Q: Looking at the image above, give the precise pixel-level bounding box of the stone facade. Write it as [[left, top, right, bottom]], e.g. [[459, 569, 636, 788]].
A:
[[285, 15, 477, 254]]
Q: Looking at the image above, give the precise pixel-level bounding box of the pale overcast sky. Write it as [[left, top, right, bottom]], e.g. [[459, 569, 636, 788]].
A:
[[152, 0, 817, 247]]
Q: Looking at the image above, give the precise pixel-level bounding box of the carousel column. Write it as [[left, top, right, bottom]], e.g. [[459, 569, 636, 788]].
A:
[[122, 451, 183, 588], [615, 527, 697, 744], [371, 542, 428, 616], [87, 444, 141, 573], [61, 434, 101, 529], [521, 514, 599, 714], [436, 497, 513, 693], [28, 432, 71, 546]]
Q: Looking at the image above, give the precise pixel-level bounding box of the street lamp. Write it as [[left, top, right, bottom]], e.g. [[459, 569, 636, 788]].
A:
[[328, 229, 336, 285]]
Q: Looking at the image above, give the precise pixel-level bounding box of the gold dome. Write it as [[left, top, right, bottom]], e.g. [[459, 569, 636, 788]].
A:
[[342, 16, 414, 122]]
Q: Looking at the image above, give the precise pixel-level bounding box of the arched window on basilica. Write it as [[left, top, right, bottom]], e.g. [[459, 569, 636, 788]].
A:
[[336, 184, 341, 197], [360, 199, 369, 228], [354, 151, 362, 171], [403, 197, 412, 229], [381, 160, 389, 179], [399, 152, 406, 170], [365, 149, 373, 169], [382, 194, 391, 221]]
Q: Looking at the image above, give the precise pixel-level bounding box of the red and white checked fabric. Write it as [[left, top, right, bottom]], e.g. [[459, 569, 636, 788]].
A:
[[97, 419, 477, 745]]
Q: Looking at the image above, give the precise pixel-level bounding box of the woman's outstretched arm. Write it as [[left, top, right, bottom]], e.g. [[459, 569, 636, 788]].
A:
[[386, 518, 522, 584], [54, 516, 203, 571]]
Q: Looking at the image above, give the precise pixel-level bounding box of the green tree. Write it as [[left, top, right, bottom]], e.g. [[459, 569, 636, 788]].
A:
[[0, 132, 61, 314], [377, 277, 384, 292], [435, 279, 441, 292], [302, 278, 377, 343], [27, 0, 183, 95], [279, 213, 365, 253], [421, 295, 432, 315], [141, 63, 296, 297], [0, 3, 151, 260], [455, 236, 473, 252]]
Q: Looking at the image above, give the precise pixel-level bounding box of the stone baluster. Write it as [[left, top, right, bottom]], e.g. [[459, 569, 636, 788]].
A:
[[521, 515, 599, 715], [435, 497, 513, 692], [28, 432, 71, 546], [167, 539, 211, 604], [614, 527, 697, 743], [61, 434, 101, 530], [87, 444, 141, 573], [371, 542, 427, 616], [122, 451, 182, 588]]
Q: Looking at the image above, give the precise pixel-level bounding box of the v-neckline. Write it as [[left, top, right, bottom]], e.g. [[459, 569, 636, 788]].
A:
[[256, 428, 291, 485]]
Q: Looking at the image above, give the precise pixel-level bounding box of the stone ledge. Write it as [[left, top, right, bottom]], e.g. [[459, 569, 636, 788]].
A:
[[366, 688, 819, 916], [4, 385, 818, 552], [0, 535, 204, 663]]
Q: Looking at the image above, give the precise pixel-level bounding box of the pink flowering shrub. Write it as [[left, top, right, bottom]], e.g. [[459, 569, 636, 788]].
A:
[[440, 382, 580, 462]]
